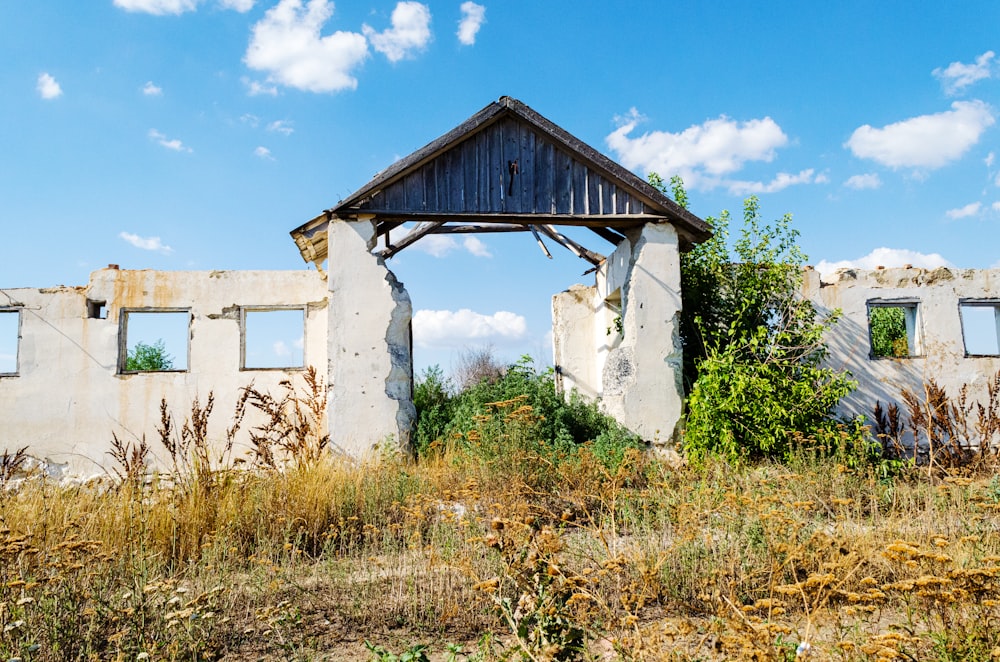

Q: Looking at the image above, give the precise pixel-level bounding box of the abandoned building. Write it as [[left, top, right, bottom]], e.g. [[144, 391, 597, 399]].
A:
[[1, 96, 998, 478]]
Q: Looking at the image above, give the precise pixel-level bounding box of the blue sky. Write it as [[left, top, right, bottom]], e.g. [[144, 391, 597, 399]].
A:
[[3, 1, 1000, 375]]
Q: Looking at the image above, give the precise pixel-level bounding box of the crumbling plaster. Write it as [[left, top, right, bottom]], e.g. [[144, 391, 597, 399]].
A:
[[0, 268, 328, 478], [325, 218, 415, 456], [805, 266, 1000, 420], [553, 222, 685, 445]]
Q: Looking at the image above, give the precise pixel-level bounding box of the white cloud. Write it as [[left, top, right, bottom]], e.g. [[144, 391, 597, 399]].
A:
[[119, 231, 174, 254], [605, 108, 789, 190], [142, 81, 163, 96], [267, 119, 294, 135], [815, 247, 953, 279], [254, 146, 274, 160], [413, 309, 526, 349], [114, 0, 252, 13], [36, 72, 62, 100], [845, 100, 995, 169], [148, 129, 192, 152], [219, 0, 254, 11], [456, 1, 485, 46], [933, 51, 995, 96], [462, 236, 492, 257], [240, 113, 260, 127], [726, 169, 820, 195], [986, 151, 995, 167], [245, 0, 369, 93], [992, 201, 1000, 212], [272, 340, 290, 356], [243, 77, 279, 96], [362, 1, 432, 62], [114, 0, 198, 14], [946, 201, 982, 219], [844, 173, 882, 190]]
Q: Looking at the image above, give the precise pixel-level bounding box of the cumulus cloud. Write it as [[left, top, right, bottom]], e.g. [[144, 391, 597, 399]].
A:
[[726, 169, 821, 195], [36, 72, 62, 99], [245, 0, 369, 93], [219, 0, 254, 10], [844, 173, 882, 190], [114, 0, 252, 13], [267, 119, 294, 135], [993, 201, 1000, 212], [363, 1, 432, 62], [815, 247, 953, 279], [462, 236, 492, 257], [120, 231, 174, 254], [142, 81, 162, 96], [457, 1, 485, 45], [606, 108, 790, 190], [254, 146, 274, 160], [933, 51, 995, 96], [946, 201, 982, 219], [413, 309, 526, 349], [845, 101, 995, 169], [240, 113, 260, 127], [148, 129, 192, 152], [272, 340, 290, 356]]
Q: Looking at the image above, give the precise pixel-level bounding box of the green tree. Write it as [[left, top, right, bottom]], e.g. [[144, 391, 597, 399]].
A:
[[126, 339, 174, 371], [651, 174, 855, 462]]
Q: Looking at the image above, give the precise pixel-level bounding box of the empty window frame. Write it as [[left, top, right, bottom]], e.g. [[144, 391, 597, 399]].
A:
[[867, 300, 921, 358], [960, 300, 1000, 357], [241, 307, 305, 370], [0, 309, 20, 376], [120, 309, 190, 373]]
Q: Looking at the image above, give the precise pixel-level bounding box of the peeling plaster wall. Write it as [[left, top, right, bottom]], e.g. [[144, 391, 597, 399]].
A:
[[552, 222, 685, 445], [805, 267, 1000, 420], [325, 219, 415, 456], [0, 268, 329, 479]]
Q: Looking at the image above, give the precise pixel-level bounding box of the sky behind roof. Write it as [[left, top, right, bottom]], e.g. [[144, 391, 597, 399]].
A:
[[3, 1, 1000, 374]]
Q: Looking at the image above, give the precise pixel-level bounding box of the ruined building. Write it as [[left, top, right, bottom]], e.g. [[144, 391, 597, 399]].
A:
[[1, 97, 998, 477]]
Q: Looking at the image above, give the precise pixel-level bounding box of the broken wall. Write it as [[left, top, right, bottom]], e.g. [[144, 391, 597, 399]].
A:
[[805, 266, 1000, 423], [552, 222, 685, 445], [0, 267, 329, 478]]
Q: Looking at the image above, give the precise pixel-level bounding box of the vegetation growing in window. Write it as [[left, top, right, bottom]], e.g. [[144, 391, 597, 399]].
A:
[[125, 339, 174, 371], [869, 306, 909, 358]]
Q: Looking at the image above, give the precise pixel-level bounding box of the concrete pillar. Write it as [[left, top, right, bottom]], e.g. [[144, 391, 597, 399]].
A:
[[326, 218, 415, 456], [600, 222, 685, 445]]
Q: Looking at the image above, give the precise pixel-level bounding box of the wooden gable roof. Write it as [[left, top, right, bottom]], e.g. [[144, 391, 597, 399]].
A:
[[292, 96, 710, 265]]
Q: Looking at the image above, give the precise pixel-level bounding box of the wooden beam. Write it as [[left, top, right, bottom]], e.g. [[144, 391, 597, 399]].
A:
[[379, 221, 445, 258], [336, 210, 664, 229], [527, 225, 552, 259], [587, 226, 627, 245], [428, 223, 529, 234], [537, 225, 605, 265]]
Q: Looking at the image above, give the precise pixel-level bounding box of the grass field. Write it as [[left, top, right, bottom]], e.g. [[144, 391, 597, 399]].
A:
[[3, 378, 1000, 661]]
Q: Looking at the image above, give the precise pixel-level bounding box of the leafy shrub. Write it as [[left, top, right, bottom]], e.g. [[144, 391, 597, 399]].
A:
[[651, 175, 855, 463]]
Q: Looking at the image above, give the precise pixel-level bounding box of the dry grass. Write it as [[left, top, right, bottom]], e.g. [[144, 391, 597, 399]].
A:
[[3, 386, 1000, 660]]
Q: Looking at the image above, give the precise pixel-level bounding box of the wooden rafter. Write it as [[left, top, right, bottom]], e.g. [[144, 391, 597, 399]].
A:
[[527, 225, 552, 259], [379, 221, 445, 258], [537, 225, 604, 265]]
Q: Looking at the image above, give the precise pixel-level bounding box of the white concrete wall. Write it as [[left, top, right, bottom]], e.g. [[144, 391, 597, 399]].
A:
[[552, 222, 686, 445], [325, 219, 415, 456], [805, 266, 1000, 420], [0, 268, 329, 478]]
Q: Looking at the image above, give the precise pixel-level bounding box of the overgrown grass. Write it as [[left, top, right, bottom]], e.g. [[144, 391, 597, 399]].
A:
[[3, 371, 1000, 660]]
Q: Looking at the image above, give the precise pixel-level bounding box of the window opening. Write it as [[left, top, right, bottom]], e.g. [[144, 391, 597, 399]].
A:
[[960, 301, 1000, 356], [87, 299, 107, 319], [868, 302, 921, 358], [0, 309, 20, 375], [242, 308, 305, 369], [120, 310, 189, 372]]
